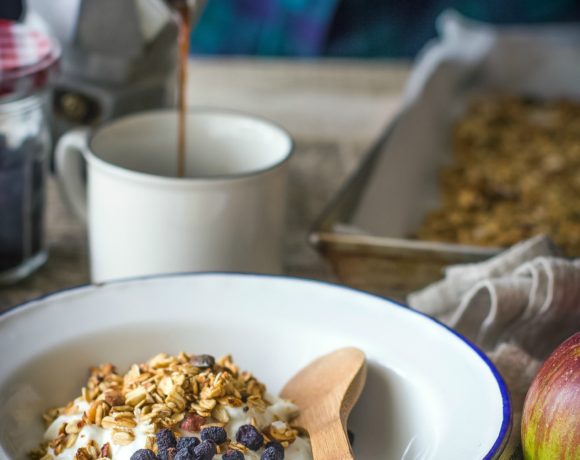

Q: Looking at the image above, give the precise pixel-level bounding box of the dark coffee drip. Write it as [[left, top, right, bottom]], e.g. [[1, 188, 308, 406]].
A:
[[167, 0, 192, 177]]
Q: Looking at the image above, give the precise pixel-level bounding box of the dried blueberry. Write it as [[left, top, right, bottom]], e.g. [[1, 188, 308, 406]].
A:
[[191, 354, 215, 368], [176, 436, 200, 453], [235, 424, 263, 451], [131, 449, 159, 460], [173, 449, 194, 460], [261, 444, 284, 460], [193, 440, 217, 460], [222, 450, 244, 460], [200, 426, 227, 444], [264, 441, 284, 456], [157, 428, 177, 456]]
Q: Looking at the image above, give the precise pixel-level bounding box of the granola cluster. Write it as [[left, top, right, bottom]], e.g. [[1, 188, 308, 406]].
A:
[[416, 95, 580, 254], [32, 353, 302, 459]]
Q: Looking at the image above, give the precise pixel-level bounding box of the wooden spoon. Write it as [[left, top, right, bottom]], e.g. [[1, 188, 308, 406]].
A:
[[281, 347, 367, 460]]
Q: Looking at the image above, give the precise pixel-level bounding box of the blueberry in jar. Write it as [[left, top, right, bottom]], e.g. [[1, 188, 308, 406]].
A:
[[0, 20, 57, 282], [0, 137, 46, 273]]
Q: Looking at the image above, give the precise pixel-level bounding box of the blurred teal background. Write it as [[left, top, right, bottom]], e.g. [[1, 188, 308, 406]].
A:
[[190, 0, 580, 57]]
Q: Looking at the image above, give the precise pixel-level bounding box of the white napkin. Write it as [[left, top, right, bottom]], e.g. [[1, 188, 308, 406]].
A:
[[408, 235, 580, 458]]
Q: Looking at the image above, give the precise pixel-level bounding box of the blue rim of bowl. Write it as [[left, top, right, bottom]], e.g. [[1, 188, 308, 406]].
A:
[[0, 271, 511, 458]]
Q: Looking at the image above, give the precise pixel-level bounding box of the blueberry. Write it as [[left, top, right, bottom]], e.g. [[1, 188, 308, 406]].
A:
[[156, 429, 177, 457], [200, 426, 227, 444], [191, 354, 215, 368], [222, 450, 245, 460], [261, 444, 284, 460], [192, 440, 216, 460], [176, 436, 200, 453], [264, 441, 284, 456], [131, 449, 158, 460], [173, 449, 194, 460], [235, 424, 263, 451]]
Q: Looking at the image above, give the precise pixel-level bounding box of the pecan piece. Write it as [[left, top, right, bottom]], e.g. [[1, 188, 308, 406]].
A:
[[180, 413, 206, 432]]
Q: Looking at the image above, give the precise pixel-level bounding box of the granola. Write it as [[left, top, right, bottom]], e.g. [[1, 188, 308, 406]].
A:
[[32, 353, 312, 460], [416, 94, 580, 254]]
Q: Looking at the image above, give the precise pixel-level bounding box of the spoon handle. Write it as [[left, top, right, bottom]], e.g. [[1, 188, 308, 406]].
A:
[[309, 418, 354, 460]]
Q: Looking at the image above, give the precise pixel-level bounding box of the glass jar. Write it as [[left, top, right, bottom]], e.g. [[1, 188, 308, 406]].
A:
[[0, 21, 59, 284], [0, 92, 51, 283]]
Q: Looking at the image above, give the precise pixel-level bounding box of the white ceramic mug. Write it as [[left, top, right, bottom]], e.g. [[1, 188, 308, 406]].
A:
[[55, 109, 293, 283]]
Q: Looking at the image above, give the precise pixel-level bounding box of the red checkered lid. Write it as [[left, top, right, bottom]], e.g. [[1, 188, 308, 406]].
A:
[[0, 19, 60, 98]]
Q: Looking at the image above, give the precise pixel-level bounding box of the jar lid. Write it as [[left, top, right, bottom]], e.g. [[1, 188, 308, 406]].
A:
[[0, 19, 60, 98]]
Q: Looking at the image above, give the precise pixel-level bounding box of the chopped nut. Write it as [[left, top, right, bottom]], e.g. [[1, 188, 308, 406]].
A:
[[180, 412, 206, 432], [266, 420, 299, 444], [103, 390, 125, 407], [100, 442, 111, 459], [73, 447, 91, 460]]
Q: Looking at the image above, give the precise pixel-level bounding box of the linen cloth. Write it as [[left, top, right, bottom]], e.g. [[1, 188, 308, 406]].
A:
[[408, 235, 580, 458]]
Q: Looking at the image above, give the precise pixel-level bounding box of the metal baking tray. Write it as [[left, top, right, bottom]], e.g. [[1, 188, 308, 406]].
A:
[[310, 122, 498, 301], [310, 13, 580, 301]]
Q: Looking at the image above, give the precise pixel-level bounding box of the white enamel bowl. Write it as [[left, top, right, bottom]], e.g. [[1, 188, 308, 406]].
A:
[[0, 273, 510, 459]]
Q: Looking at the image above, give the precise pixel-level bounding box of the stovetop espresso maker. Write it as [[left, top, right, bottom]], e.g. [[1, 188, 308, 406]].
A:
[[0, 0, 202, 283], [3, 0, 203, 143]]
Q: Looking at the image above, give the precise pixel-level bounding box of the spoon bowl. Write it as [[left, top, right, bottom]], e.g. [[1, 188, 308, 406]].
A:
[[281, 347, 367, 460]]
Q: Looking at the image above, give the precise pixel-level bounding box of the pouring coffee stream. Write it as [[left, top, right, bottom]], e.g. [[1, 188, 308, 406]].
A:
[[165, 0, 206, 177]]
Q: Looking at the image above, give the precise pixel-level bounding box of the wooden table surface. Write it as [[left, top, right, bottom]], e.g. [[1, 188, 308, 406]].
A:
[[0, 58, 408, 311]]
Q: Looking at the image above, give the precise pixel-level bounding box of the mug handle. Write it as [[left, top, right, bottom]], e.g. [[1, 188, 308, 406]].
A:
[[55, 128, 90, 222]]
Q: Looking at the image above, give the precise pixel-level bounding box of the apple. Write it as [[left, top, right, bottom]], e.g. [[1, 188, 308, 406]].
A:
[[521, 332, 580, 459]]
